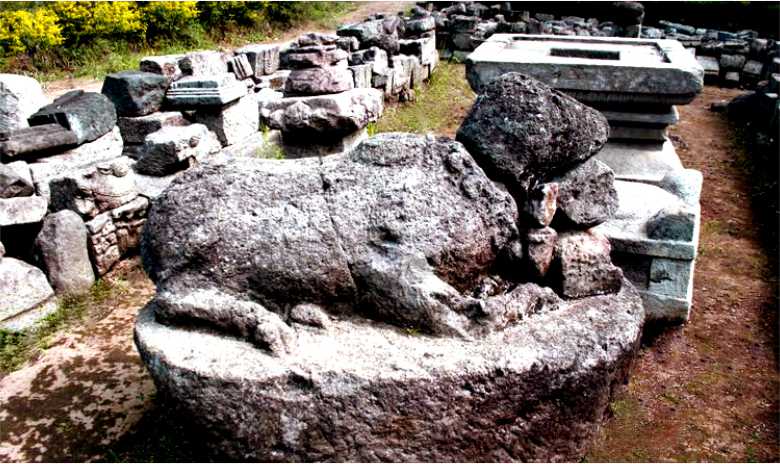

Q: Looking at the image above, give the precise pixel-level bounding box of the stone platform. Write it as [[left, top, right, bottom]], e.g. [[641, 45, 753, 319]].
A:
[[135, 280, 644, 462]]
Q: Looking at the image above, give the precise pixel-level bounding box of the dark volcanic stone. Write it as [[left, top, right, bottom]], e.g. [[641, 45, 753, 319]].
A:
[[101, 71, 169, 117], [456, 73, 609, 200], [28, 90, 117, 144], [141, 133, 519, 343]]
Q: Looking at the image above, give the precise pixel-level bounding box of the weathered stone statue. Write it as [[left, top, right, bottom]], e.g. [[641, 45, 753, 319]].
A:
[[135, 74, 645, 462]]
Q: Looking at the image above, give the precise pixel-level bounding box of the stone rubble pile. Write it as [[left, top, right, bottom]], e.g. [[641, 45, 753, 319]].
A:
[[426, 1, 645, 59], [0, 12, 442, 330], [135, 73, 643, 461], [425, 1, 778, 91]]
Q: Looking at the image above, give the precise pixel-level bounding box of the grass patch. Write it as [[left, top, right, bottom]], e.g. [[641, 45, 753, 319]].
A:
[[0, 279, 123, 374], [375, 61, 475, 136]]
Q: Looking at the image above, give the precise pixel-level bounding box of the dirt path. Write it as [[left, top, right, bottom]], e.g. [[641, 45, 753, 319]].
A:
[[0, 260, 155, 462], [41, 2, 408, 100], [587, 86, 779, 461]]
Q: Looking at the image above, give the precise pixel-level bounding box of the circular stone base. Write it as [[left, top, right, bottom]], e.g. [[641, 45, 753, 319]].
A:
[[134, 281, 644, 462]]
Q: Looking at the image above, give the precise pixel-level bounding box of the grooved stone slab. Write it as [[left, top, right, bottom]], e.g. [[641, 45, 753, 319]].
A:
[[466, 34, 704, 105]]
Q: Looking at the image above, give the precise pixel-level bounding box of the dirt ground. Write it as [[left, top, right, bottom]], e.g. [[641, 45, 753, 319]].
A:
[[1, 43, 778, 462]]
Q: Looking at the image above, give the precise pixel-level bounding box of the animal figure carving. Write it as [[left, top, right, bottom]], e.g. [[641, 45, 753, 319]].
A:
[[142, 133, 559, 354]]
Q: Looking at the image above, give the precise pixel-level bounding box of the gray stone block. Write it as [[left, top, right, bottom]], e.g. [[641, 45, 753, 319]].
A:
[[595, 140, 683, 184], [178, 50, 228, 77], [235, 43, 280, 77], [35, 210, 95, 295], [165, 75, 248, 108], [0, 124, 79, 160], [0, 73, 48, 133], [284, 66, 354, 96], [0, 161, 33, 198], [134, 124, 219, 176], [192, 93, 259, 147], [140, 54, 184, 82], [0, 257, 57, 331], [29, 90, 117, 145], [281, 45, 349, 69], [0, 195, 47, 226], [118, 111, 189, 144], [101, 71, 169, 117]]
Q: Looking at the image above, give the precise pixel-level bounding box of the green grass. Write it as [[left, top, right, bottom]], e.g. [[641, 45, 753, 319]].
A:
[[375, 61, 475, 135], [0, 279, 123, 374]]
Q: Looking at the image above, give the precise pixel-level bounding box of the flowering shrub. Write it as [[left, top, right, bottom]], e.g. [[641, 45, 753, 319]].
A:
[[142, 1, 199, 43], [51, 1, 145, 45], [0, 8, 63, 54]]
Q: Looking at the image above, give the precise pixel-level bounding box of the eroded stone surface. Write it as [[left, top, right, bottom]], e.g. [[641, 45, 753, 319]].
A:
[[0, 257, 55, 328], [29, 91, 117, 145], [456, 72, 609, 198], [35, 210, 95, 295], [142, 133, 519, 344], [553, 158, 618, 228], [0, 74, 47, 132]]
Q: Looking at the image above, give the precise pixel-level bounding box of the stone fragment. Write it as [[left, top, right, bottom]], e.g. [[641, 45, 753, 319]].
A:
[[338, 19, 400, 55], [192, 93, 258, 147], [297, 32, 339, 47], [524, 182, 558, 227], [554, 230, 623, 298], [254, 70, 290, 92], [117, 111, 189, 144], [0, 124, 79, 160], [0, 161, 33, 198], [29, 91, 117, 144], [235, 44, 280, 77], [140, 54, 184, 82], [101, 71, 169, 117], [646, 206, 696, 241], [405, 16, 436, 35], [263, 88, 383, 137], [697, 55, 720, 82], [526, 226, 557, 277], [350, 64, 373, 88], [0, 257, 56, 329], [719, 54, 746, 71], [391, 55, 417, 93], [553, 158, 618, 228], [284, 66, 354, 96], [281, 45, 349, 69], [227, 54, 253, 80], [28, 126, 124, 200], [135, 124, 217, 176], [0, 74, 48, 132], [336, 36, 360, 52], [349, 47, 389, 73], [178, 51, 228, 77], [289, 303, 330, 329], [742, 60, 764, 79], [85, 212, 120, 276], [399, 37, 438, 65], [35, 210, 95, 295], [724, 71, 741, 87], [49, 158, 138, 218], [0, 195, 47, 226], [457, 73, 609, 196], [141, 133, 518, 342], [165, 75, 247, 108]]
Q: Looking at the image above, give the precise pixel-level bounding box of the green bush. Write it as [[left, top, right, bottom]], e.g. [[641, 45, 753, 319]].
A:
[[0, 8, 63, 55], [141, 1, 200, 45]]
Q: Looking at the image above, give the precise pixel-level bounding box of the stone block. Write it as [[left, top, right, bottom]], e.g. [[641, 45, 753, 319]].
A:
[[254, 69, 291, 91], [646, 206, 697, 241], [281, 45, 349, 69], [399, 37, 438, 65], [595, 140, 683, 184], [697, 55, 720, 81], [263, 88, 383, 137], [554, 230, 623, 298], [350, 64, 373, 88], [135, 124, 218, 176], [466, 35, 704, 106], [101, 71, 169, 117], [0, 73, 48, 133], [235, 43, 280, 77], [719, 54, 746, 71], [85, 211, 121, 276], [742, 59, 764, 78], [349, 47, 389, 73], [118, 111, 189, 144], [524, 182, 558, 227], [647, 257, 694, 300], [35, 209, 95, 295], [525, 226, 557, 277], [391, 55, 418, 94], [0, 257, 57, 331], [29, 90, 117, 144], [553, 158, 618, 228], [0, 195, 47, 226], [405, 16, 435, 36], [297, 32, 339, 47], [281, 127, 367, 158], [29, 126, 124, 201], [192, 93, 259, 147], [284, 66, 354, 96], [336, 36, 360, 52], [724, 71, 741, 87], [609, 125, 667, 141], [178, 51, 228, 77], [0, 124, 79, 161], [165, 75, 248, 108], [140, 54, 184, 82], [228, 54, 254, 81], [0, 161, 33, 198], [48, 157, 138, 219]]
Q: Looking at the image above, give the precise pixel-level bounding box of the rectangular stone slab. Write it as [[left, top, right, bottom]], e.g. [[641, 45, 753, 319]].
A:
[[0, 123, 79, 160], [466, 34, 704, 105], [594, 140, 683, 184], [0, 195, 47, 226]]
